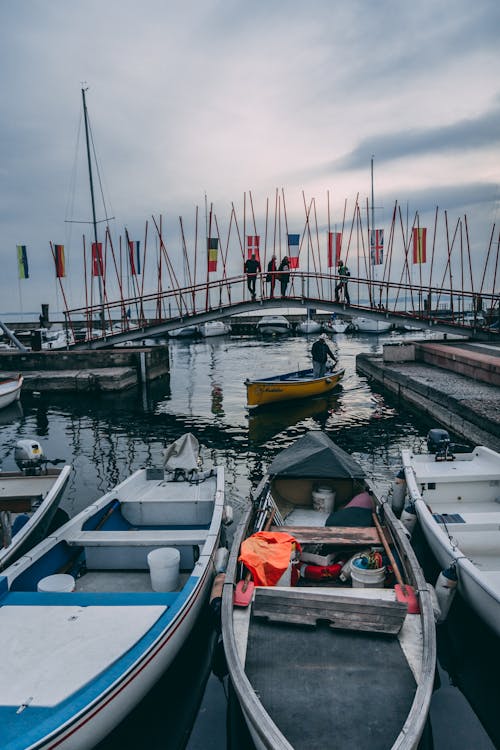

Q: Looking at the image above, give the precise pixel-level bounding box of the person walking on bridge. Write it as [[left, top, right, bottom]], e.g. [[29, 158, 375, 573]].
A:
[[335, 260, 350, 305], [266, 255, 277, 298], [244, 253, 261, 300], [311, 333, 337, 378], [278, 256, 290, 297]]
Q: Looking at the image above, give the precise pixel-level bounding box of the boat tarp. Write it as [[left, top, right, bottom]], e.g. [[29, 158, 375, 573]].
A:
[[267, 431, 365, 479]]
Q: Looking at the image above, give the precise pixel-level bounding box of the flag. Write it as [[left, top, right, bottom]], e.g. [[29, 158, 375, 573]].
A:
[[92, 242, 104, 277], [370, 229, 384, 265], [128, 240, 141, 275], [412, 227, 427, 264], [327, 232, 342, 268], [17, 245, 29, 279], [207, 237, 218, 272], [54, 244, 66, 277], [246, 235, 260, 261], [287, 233, 300, 269]]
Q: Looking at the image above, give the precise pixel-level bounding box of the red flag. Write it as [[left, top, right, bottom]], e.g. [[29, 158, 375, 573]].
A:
[[92, 242, 104, 277], [412, 228, 427, 264], [246, 235, 260, 261], [54, 244, 66, 277], [327, 232, 342, 268]]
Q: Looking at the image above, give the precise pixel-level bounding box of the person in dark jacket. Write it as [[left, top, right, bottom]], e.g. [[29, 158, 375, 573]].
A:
[[335, 260, 350, 305], [244, 253, 261, 299], [266, 255, 277, 298], [278, 256, 290, 297], [311, 333, 337, 377]]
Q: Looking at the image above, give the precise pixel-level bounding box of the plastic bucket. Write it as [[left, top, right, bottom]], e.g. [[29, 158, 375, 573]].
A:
[[350, 556, 385, 588], [312, 487, 335, 513], [147, 547, 180, 592], [37, 574, 75, 593]]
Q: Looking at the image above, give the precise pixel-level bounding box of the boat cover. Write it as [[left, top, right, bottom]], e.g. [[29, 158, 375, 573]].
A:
[[163, 433, 200, 471], [267, 431, 365, 479]]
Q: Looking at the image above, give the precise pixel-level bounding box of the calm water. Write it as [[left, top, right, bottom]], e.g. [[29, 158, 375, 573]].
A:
[[0, 329, 497, 749]]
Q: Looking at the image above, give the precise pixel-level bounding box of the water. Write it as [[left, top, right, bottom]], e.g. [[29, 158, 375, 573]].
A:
[[0, 329, 497, 748]]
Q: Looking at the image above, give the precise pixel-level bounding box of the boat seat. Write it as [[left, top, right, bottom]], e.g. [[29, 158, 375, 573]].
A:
[[67, 529, 209, 547], [271, 525, 388, 546]]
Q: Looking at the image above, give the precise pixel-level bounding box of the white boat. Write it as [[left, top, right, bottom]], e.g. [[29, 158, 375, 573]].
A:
[[168, 325, 199, 339], [256, 315, 290, 336], [323, 319, 350, 334], [296, 318, 322, 335], [0, 439, 71, 571], [401, 433, 500, 638], [0, 375, 23, 409], [0, 433, 228, 750], [39, 328, 73, 350], [222, 431, 436, 750], [198, 321, 231, 337], [353, 317, 392, 333]]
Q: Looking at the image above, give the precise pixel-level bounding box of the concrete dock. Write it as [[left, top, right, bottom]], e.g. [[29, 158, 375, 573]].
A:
[[356, 339, 500, 451]]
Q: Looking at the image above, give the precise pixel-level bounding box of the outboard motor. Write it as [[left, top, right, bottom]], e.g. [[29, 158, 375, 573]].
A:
[[14, 439, 45, 474], [426, 429, 450, 454]]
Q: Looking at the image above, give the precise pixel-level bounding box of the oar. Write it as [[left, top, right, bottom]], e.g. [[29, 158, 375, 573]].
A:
[[372, 511, 420, 614], [234, 507, 276, 607]]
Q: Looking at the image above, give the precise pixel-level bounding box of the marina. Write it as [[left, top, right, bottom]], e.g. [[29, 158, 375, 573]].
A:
[[0, 329, 498, 748]]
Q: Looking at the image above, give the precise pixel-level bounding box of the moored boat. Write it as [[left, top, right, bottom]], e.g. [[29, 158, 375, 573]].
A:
[[168, 325, 199, 339], [401, 430, 500, 637], [0, 433, 228, 750], [323, 319, 350, 334], [0, 374, 23, 410], [221, 431, 436, 750], [353, 317, 392, 333], [245, 366, 344, 408], [296, 318, 322, 335], [256, 315, 290, 336], [0, 439, 71, 571], [198, 321, 231, 337]]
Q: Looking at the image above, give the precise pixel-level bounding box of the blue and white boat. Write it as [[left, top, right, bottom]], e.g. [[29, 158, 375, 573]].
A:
[[0, 433, 227, 750]]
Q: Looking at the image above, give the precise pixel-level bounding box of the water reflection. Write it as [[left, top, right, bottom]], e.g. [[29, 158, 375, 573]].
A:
[[247, 393, 341, 445]]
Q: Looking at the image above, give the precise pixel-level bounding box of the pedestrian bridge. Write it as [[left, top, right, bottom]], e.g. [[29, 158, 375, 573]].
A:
[[65, 271, 497, 349]]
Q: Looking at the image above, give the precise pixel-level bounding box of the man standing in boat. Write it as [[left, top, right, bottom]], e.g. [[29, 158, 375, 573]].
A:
[[244, 253, 261, 300], [311, 333, 337, 378]]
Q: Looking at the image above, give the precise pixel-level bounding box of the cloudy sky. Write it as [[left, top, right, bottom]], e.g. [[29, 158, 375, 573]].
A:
[[1, 0, 499, 316]]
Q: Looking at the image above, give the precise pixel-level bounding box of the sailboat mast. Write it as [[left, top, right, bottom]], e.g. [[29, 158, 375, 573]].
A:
[[81, 87, 105, 330]]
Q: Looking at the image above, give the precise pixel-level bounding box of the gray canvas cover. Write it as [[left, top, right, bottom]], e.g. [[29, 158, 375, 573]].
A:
[[267, 431, 365, 479]]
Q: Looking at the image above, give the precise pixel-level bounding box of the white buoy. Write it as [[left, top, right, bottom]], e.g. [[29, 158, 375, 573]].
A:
[[400, 503, 417, 535], [391, 470, 406, 517], [214, 546, 229, 574], [434, 565, 458, 623]]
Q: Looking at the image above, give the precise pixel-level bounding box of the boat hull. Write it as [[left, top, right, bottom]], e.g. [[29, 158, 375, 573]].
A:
[[246, 368, 344, 408], [354, 317, 392, 333], [0, 375, 23, 410]]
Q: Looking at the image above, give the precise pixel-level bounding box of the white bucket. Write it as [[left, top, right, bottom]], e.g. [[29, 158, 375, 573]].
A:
[[350, 556, 386, 588], [147, 547, 180, 592], [312, 487, 335, 513], [37, 573, 75, 593]]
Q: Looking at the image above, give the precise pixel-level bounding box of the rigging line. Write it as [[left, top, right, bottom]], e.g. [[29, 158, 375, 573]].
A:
[[87, 114, 115, 230]]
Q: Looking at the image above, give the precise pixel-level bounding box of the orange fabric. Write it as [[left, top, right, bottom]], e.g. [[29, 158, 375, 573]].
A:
[[238, 531, 301, 587]]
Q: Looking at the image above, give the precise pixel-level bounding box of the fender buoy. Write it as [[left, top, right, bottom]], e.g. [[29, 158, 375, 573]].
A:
[[300, 562, 344, 580], [435, 565, 458, 623]]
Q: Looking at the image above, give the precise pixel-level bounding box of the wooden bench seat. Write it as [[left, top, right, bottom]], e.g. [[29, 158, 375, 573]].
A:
[[252, 587, 407, 634], [271, 525, 387, 547], [67, 529, 209, 547]]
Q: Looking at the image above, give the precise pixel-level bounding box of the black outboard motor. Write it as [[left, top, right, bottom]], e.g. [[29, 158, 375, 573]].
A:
[[426, 428, 451, 454]]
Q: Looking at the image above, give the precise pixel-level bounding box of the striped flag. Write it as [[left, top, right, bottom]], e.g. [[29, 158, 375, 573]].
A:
[[412, 227, 427, 264], [207, 237, 218, 272], [287, 233, 300, 269], [246, 235, 260, 261], [327, 232, 342, 268], [128, 240, 141, 275], [91, 242, 104, 277], [54, 244, 66, 277], [17, 245, 29, 279], [370, 229, 384, 265]]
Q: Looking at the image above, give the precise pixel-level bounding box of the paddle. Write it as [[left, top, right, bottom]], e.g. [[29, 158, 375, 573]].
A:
[[372, 511, 420, 614], [234, 507, 276, 607]]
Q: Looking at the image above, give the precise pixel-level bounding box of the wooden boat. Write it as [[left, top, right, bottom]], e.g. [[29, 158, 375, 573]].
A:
[[245, 367, 344, 408], [0, 433, 228, 750], [0, 439, 71, 571], [256, 315, 290, 336], [198, 321, 231, 337], [353, 317, 392, 333], [0, 374, 23, 409], [221, 431, 436, 750], [401, 433, 500, 637]]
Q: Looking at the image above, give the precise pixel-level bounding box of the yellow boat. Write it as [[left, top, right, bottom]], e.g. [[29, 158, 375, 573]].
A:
[[245, 367, 344, 408]]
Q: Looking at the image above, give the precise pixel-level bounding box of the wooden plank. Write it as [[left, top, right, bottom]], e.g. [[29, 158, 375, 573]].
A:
[[252, 587, 407, 634], [0, 497, 36, 512], [67, 529, 209, 547], [271, 525, 390, 546]]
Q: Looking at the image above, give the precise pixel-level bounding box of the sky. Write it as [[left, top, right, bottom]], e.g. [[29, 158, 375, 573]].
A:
[[1, 0, 499, 317]]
